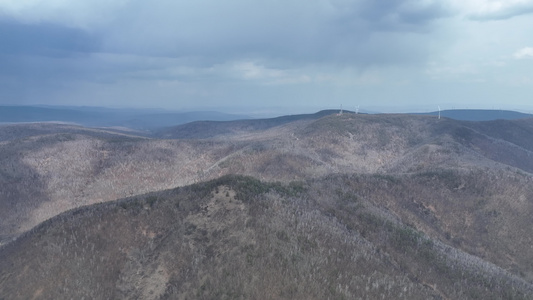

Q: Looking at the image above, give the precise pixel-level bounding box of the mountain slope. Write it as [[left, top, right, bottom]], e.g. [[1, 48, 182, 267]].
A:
[[1, 112, 533, 299], [1, 175, 531, 299], [0, 125, 243, 244], [2, 113, 533, 245]]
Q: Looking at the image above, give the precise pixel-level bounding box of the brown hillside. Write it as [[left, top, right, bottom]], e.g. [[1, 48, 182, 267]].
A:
[[1, 175, 532, 299], [1, 114, 533, 245]]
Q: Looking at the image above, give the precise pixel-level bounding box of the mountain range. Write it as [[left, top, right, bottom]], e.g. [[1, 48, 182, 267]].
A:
[[0, 106, 250, 131], [1, 109, 532, 299]]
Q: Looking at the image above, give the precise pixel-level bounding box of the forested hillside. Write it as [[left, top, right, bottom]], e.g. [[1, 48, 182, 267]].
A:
[[1, 111, 532, 299], [1, 174, 532, 299]]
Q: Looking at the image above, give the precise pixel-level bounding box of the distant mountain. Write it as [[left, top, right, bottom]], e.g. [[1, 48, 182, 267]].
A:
[[0, 106, 106, 125], [116, 111, 251, 130], [419, 109, 532, 121], [0, 106, 249, 130], [3, 106, 530, 131], [156, 109, 341, 139]]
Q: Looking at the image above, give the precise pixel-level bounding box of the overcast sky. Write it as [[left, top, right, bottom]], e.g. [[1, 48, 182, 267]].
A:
[[1, 0, 533, 114]]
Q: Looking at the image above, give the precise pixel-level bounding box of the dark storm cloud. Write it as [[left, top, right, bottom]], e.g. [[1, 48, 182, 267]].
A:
[[0, 0, 453, 76], [0, 18, 100, 57], [0, 17, 102, 92], [2, 0, 531, 110], [101, 0, 452, 67], [0, 0, 456, 107], [357, 0, 452, 29]]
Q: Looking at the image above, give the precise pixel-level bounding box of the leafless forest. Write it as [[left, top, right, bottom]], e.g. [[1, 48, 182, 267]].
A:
[[1, 112, 533, 299]]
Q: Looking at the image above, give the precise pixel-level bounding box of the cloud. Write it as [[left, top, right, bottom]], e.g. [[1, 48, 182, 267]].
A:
[[3, 0, 532, 111], [0, 19, 100, 56], [0, 0, 129, 29], [0, 0, 453, 77], [426, 63, 479, 77], [230, 61, 315, 85], [513, 47, 533, 59], [357, 0, 452, 29], [0, 0, 454, 88], [454, 0, 533, 20], [90, 0, 453, 67]]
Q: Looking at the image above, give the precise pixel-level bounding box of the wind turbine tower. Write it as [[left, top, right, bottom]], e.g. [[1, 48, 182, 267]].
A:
[[355, 105, 359, 114], [438, 106, 441, 120]]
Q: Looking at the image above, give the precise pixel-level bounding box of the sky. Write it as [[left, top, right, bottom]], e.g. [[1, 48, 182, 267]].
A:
[[1, 0, 533, 114]]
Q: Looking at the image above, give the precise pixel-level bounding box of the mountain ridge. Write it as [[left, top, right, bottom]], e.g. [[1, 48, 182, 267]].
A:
[[3, 105, 532, 132], [0, 105, 250, 130], [2, 113, 533, 244], [419, 109, 532, 121]]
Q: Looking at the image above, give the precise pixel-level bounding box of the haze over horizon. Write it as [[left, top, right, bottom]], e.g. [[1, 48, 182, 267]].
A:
[[1, 0, 533, 114]]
